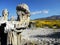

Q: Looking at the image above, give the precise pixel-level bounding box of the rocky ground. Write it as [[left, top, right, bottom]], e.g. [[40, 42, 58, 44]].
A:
[[0, 28, 60, 45]]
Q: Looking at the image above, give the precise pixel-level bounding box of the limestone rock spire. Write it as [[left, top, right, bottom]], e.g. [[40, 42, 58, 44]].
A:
[[16, 3, 30, 28], [2, 9, 9, 20]]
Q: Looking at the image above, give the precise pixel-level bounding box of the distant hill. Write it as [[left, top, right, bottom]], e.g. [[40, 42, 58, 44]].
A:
[[31, 15, 60, 28], [35, 15, 60, 20]]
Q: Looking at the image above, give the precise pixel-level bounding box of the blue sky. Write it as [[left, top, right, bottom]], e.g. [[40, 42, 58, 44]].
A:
[[0, 0, 60, 20]]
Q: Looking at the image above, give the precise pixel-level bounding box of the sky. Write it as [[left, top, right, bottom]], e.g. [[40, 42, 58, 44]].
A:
[[0, 0, 60, 20]]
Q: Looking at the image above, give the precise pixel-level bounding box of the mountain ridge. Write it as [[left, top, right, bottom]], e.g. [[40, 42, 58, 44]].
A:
[[35, 15, 60, 20]]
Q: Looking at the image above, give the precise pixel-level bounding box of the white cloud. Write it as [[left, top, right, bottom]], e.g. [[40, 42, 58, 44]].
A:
[[43, 10, 48, 14], [31, 11, 42, 15], [31, 10, 48, 15]]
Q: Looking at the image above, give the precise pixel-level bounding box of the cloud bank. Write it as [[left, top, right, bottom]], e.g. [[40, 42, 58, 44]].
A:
[[31, 10, 48, 15]]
